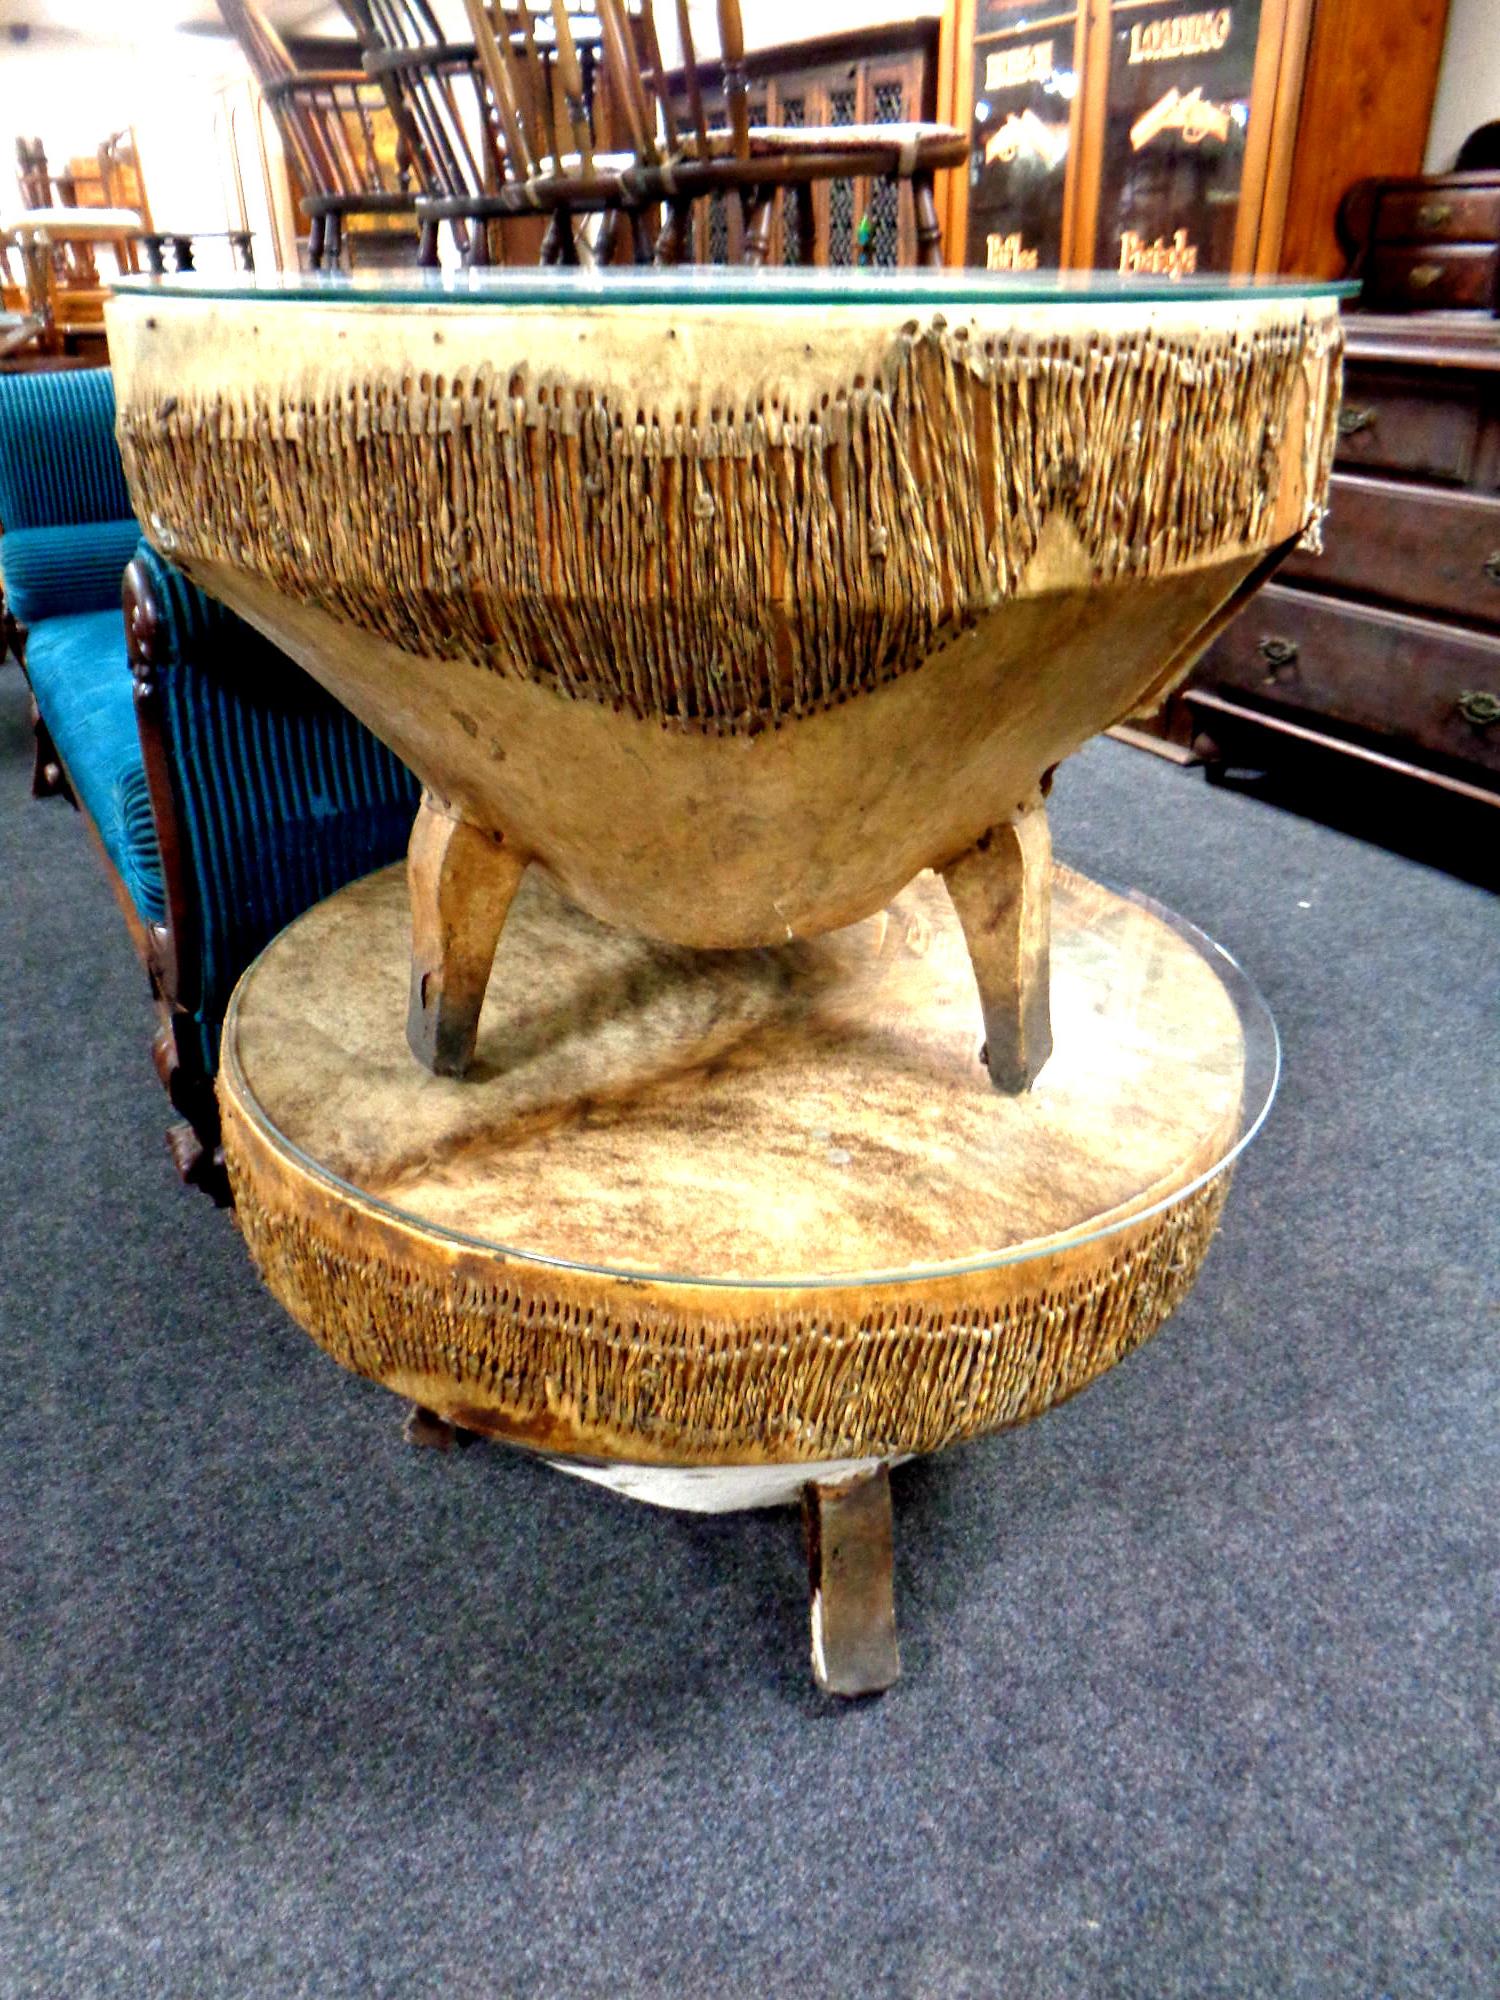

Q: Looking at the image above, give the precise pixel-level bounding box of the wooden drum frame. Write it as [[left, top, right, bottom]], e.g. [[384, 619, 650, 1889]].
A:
[[109, 271, 1340, 1099], [219, 860, 1277, 1695]]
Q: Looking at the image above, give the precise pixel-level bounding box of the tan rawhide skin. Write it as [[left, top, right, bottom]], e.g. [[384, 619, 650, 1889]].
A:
[[220, 864, 1252, 1466], [108, 290, 1339, 1080]]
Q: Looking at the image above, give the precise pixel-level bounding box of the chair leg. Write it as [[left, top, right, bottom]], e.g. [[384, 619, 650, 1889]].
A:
[[793, 183, 816, 265], [741, 188, 774, 267], [406, 793, 528, 1079], [325, 212, 343, 269], [307, 214, 326, 270], [418, 217, 440, 269], [594, 206, 621, 266], [28, 698, 71, 803], [654, 200, 692, 265], [939, 794, 1053, 1094], [153, 1019, 230, 1205], [912, 170, 943, 268]]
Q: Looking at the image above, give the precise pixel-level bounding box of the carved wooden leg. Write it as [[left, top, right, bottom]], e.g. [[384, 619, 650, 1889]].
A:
[[803, 1465, 901, 1697], [403, 1403, 478, 1451], [406, 794, 527, 1078], [940, 795, 1053, 1094]]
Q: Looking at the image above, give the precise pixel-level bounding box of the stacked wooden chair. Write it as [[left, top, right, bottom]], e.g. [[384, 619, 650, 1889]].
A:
[[336, 0, 510, 265], [595, 0, 965, 267], [345, 0, 966, 268], [216, 0, 418, 267]]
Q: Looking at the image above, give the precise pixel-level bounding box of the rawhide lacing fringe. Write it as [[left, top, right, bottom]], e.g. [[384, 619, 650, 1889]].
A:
[[121, 313, 1341, 733], [227, 1139, 1230, 1463]]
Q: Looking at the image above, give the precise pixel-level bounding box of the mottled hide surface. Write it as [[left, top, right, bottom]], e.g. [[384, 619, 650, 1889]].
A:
[[221, 865, 1253, 1465]]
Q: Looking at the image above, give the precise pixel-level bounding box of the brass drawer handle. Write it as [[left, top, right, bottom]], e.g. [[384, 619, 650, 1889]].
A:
[[1415, 199, 1453, 230], [1258, 636, 1299, 681], [1408, 262, 1443, 291], [1456, 689, 1500, 728], [1484, 550, 1500, 585], [1337, 405, 1375, 438]]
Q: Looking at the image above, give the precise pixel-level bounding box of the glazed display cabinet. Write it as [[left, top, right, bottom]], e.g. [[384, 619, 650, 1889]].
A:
[[939, 0, 1451, 278]]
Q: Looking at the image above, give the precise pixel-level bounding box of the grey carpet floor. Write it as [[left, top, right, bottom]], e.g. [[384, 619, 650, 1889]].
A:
[[2, 660, 1496, 1999]]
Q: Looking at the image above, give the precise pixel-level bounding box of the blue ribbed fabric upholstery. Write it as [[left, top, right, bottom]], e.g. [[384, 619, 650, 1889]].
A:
[[1, 519, 140, 622], [130, 541, 420, 1030], [0, 369, 133, 530], [23, 611, 165, 925]]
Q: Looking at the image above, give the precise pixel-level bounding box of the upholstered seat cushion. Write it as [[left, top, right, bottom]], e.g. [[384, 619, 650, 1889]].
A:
[[23, 611, 164, 925], [1, 519, 141, 622]]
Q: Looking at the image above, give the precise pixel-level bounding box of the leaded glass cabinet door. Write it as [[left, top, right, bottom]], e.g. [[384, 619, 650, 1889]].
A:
[[1091, 0, 1268, 273], [961, 0, 1084, 271], [941, 0, 1311, 273]]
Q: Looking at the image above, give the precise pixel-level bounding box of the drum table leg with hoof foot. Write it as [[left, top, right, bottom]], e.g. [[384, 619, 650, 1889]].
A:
[[218, 861, 1277, 1697]]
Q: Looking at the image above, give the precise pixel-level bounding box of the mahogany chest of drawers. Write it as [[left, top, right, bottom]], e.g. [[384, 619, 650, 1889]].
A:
[[1337, 171, 1500, 318], [1183, 314, 1500, 811]]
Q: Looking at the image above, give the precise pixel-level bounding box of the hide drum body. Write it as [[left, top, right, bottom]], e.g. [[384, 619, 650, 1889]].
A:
[[108, 290, 1341, 952], [217, 863, 1266, 1483]]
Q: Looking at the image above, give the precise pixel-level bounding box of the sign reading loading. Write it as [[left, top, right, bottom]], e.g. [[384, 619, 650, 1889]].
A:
[[1128, 9, 1233, 65]]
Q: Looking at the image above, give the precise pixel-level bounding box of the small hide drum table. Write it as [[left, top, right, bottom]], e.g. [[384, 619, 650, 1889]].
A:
[[219, 861, 1276, 1695]]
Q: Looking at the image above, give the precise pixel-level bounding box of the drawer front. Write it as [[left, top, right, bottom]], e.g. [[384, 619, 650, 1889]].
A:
[[1364, 244, 1500, 314], [1284, 474, 1500, 627], [1199, 586, 1500, 777], [1375, 186, 1500, 244], [1334, 374, 1483, 484]]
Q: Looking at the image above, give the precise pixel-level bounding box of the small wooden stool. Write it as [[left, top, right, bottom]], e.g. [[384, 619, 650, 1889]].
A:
[[219, 863, 1273, 1695]]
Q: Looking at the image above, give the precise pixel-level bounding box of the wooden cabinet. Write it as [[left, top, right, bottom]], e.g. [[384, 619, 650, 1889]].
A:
[[1181, 315, 1500, 809], [938, 0, 1451, 278], [659, 23, 941, 268]]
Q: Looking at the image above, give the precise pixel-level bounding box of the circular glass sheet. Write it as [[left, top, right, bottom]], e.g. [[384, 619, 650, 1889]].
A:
[[111, 266, 1353, 310], [224, 864, 1277, 1290]]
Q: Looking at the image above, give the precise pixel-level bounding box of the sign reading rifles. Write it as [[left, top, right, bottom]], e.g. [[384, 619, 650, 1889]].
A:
[[986, 232, 1041, 271], [1128, 8, 1232, 64]]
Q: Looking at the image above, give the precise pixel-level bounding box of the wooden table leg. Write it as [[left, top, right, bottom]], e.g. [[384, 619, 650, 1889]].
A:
[[403, 1403, 479, 1450], [940, 794, 1053, 1094], [803, 1465, 901, 1697], [406, 793, 527, 1078]]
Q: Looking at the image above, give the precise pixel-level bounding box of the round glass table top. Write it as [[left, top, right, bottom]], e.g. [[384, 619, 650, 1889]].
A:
[[224, 864, 1278, 1293], [111, 266, 1355, 311]]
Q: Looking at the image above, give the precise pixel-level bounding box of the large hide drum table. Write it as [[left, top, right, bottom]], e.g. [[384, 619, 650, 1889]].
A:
[[218, 860, 1277, 1694], [106, 267, 1327, 1692], [109, 268, 1342, 1095]]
